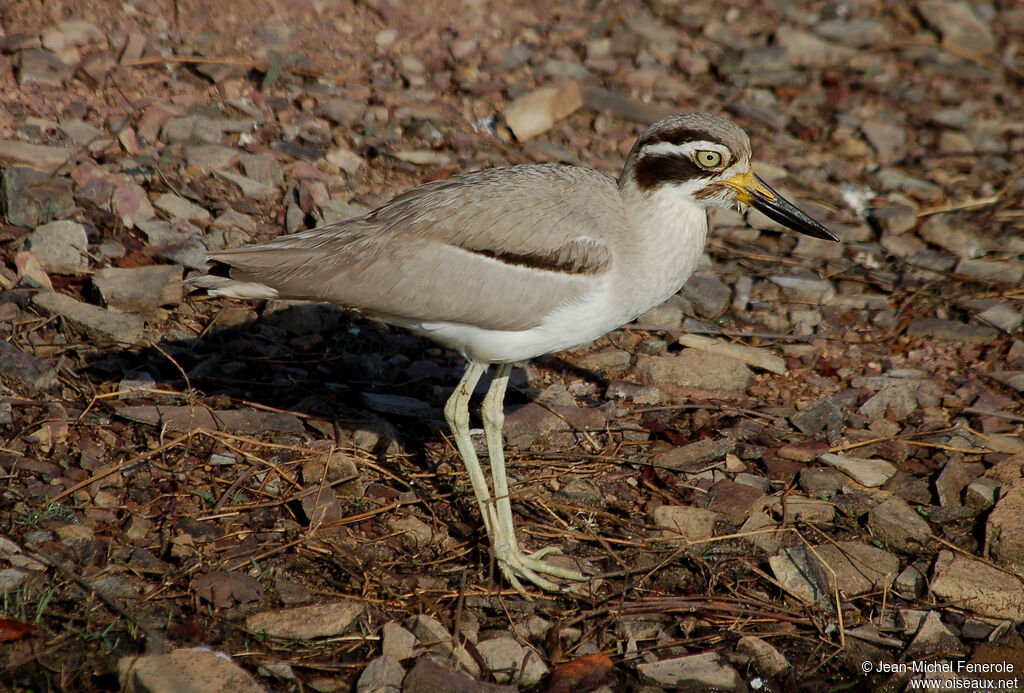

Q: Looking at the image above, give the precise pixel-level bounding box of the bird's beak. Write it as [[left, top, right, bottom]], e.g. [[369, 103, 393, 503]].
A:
[[723, 171, 839, 241]]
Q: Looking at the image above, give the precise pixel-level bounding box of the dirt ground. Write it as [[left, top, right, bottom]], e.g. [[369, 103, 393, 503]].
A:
[[1, 0, 1024, 691]]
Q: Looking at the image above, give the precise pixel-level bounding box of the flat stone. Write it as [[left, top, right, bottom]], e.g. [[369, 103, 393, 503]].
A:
[[59, 118, 114, 153], [652, 505, 720, 544], [706, 478, 765, 524], [930, 552, 1024, 622], [112, 182, 156, 227], [355, 656, 404, 693], [778, 440, 829, 462], [381, 621, 418, 660], [858, 384, 918, 423], [869, 205, 918, 235], [918, 214, 998, 259], [245, 601, 362, 640], [681, 273, 731, 318], [476, 636, 525, 684], [815, 541, 900, 595], [2, 166, 76, 226], [0, 340, 59, 394], [736, 635, 790, 677], [977, 303, 1023, 333], [917, 0, 996, 54], [637, 652, 743, 691], [818, 453, 896, 488], [768, 275, 835, 303], [27, 220, 89, 274], [33, 291, 144, 345], [0, 140, 74, 173], [636, 302, 683, 329], [115, 404, 303, 434], [119, 648, 263, 693], [361, 392, 436, 419], [956, 259, 1024, 284], [136, 219, 208, 269], [576, 348, 631, 372], [814, 18, 892, 47], [875, 168, 944, 201], [152, 192, 211, 223], [636, 349, 753, 392], [895, 563, 927, 598], [861, 119, 907, 163], [769, 546, 834, 609], [16, 48, 71, 87], [776, 26, 855, 67], [184, 144, 240, 172], [990, 371, 1024, 394], [905, 611, 965, 660], [906, 318, 998, 344], [791, 395, 843, 438], [866, 497, 931, 551], [93, 265, 183, 315], [402, 657, 512, 693], [503, 81, 583, 140], [653, 438, 734, 472], [985, 480, 1024, 575], [317, 97, 366, 126], [782, 496, 834, 524], [405, 615, 480, 678]]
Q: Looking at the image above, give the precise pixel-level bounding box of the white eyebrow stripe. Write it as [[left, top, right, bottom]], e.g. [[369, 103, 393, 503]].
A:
[[639, 140, 731, 163]]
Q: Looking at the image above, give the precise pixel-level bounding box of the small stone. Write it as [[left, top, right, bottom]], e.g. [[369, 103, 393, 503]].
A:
[[681, 273, 731, 317], [245, 601, 363, 640], [736, 635, 790, 677], [59, 119, 114, 153], [317, 97, 366, 126], [894, 563, 927, 598], [858, 384, 918, 423], [16, 48, 72, 87], [214, 170, 277, 201], [814, 541, 900, 595], [119, 648, 263, 693], [2, 166, 76, 226], [637, 652, 743, 691], [906, 318, 998, 344], [869, 205, 917, 235], [905, 610, 966, 660], [930, 552, 1024, 622], [112, 182, 156, 227], [382, 621, 418, 660], [27, 220, 89, 274], [917, 0, 996, 54], [918, 214, 998, 259], [790, 395, 843, 439], [814, 18, 892, 47], [768, 275, 835, 304], [955, 259, 1024, 284], [653, 438, 734, 471], [652, 505, 719, 544], [503, 81, 584, 141], [355, 656, 404, 693], [476, 636, 524, 684], [778, 440, 828, 462], [770, 546, 834, 608], [153, 192, 211, 223], [985, 481, 1024, 574], [0, 340, 59, 394], [866, 497, 931, 551], [93, 265, 183, 315], [184, 144, 241, 172], [818, 453, 896, 488], [861, 120, 907, 163], [782, 496, 834, 524], [576, 349, 631, 372], [325, 146, 364, 175], [0, 140, 75, 173], [636, 349, 753, 392], [635, 303, 683, 329], [977, 303, 1022, 333], [33, 291, 144, 346], [136, 219, 209, 269], [875, 168, 944, 201]]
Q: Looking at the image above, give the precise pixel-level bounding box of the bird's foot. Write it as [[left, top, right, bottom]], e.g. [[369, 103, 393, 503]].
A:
[[495, 544, 587, 597]]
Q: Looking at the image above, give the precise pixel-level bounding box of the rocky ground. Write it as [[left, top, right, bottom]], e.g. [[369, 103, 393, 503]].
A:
[[1, 0, 1023, 691]]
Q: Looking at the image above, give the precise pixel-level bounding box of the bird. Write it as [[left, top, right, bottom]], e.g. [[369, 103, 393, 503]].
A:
[[188, 111, 838, 596]]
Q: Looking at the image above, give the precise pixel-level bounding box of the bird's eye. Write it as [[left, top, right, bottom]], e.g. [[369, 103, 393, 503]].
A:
[[694, 150, 724, 169]]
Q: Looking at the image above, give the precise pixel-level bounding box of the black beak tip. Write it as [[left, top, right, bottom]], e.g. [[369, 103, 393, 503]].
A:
[[749, 182, 840, 242]]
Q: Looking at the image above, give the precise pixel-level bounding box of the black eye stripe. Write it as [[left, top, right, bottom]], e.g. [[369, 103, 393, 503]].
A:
[[641, 128, 721, 148], [633, 154, 717, 191]]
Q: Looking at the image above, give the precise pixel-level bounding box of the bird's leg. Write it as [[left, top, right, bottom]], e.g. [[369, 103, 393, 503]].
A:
[[480, 363, 587, 595], [443, 361, 492, 537]]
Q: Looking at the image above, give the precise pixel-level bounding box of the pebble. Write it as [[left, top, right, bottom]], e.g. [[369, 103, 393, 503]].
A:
[[637, 652, 743, 691], [0, 341, 59, 394], [654, 438, 734, 472], [381, 621, 418, 660], [858, 383, 918, 423], [917, 0, 996, 55], [214, 170, 277, 201], [16, 48, 72, 87], [906, 318, 998, 344], [26, 220, 89, 274], [245, 601, 362, 640], [769, 546, 834, 609], [768, 275, 835, 304], [955, 259, 1023, 284], [636, 303, 683, 329], [93, 265, 183, 315], [652, 505, 719, 544], [866, 497, 931, 551], [119, 648, 263, 693], [976, 303, 1022, 333], [635, 349, 753, 392], [918, 214, 998, 259], [152, 192, 212, 223], [930, 552, 1024, 622], [502, 81, 584, 141], [33, 290, 144, 345], [355, 656, 404, 693], [2, 166, 77, 226], [818, 453, 896, 487], [869, 205, 917, 235], [681, 273, 731, 317], [984, 481, 1024, 574], [814, 18, 892, 47]]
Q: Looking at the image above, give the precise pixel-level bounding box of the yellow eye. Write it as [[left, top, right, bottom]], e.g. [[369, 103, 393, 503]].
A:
[[695, 150, 724, 168]]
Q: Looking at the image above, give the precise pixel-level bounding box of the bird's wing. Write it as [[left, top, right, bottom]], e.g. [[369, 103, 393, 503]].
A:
[[206, 165, 622, 332]]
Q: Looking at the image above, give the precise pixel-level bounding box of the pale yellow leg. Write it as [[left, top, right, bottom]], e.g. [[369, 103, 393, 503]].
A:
[[480, 363, 586, 595], [443, 362, 492, 537]]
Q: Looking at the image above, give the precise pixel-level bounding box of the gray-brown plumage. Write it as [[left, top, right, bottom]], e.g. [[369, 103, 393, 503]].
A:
[[189, 112, 836, 596]]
